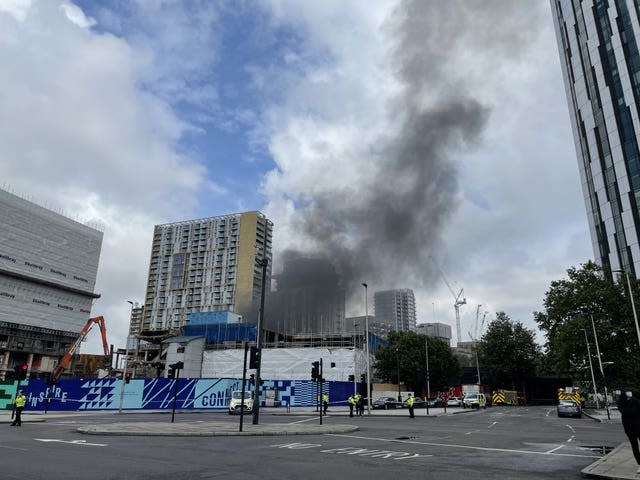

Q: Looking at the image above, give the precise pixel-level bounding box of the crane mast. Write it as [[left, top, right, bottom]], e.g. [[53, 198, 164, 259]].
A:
[[430, 257, 466, 346]]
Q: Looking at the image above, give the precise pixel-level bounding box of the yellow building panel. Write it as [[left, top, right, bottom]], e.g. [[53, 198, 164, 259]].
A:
[[236, 211, 258, 321]]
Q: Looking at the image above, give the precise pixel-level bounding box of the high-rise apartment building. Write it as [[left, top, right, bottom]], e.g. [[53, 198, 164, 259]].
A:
[[0, 188, 103, 379], [552, 0, 640, 275], [373, 289, 416, 332], [140, 211, 272, 335]]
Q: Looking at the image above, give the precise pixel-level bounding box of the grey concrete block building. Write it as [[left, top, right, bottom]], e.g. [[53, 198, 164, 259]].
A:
[[0, 188, 103, 379]]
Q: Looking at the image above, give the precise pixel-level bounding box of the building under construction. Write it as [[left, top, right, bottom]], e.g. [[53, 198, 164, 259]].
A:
[[0, 188, 103, 380], [132, 211, 272, 375]]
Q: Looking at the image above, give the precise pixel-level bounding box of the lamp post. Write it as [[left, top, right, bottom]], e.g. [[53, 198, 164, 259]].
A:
[[582, 328, 599, 409], [590, 315, 611, 419], [252, 257, 268, 425], [353, 323, 359, 395], [613, 269, 640, 350], [362, 283, 371, 414], [425, 336, 430, 416], [395, 347, 401, 403], [119, 300, 134, 414]]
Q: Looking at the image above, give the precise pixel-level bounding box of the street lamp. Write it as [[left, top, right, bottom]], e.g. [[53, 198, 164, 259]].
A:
[[353, 323, 359, 395], [613, 269, 640, 350], [590, 315, 611, 419], [119, 300, 135, 413], [582, 328, 599, 409], [362, 282, 371, 414], [395, 347, 401, 402]]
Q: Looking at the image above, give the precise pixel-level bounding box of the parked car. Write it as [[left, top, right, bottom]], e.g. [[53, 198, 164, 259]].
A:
[[372, 397, 401, 409], [557, 400, 582, 418], [427, 397, 445, 407], [463, 393, 487, 409], [446, 396, 462, 407], [402, 396, 427, 408]]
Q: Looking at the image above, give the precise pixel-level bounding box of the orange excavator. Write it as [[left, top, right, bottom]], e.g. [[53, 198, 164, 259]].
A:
[[51, 316, 109, 382]]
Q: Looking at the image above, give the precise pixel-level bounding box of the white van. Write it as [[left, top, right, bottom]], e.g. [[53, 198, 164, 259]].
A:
[[463, 393, 487, 409], [229, 391, 253, 415]]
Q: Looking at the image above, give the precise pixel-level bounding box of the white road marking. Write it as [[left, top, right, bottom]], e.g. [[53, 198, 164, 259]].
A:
[[546, 445, 565, 454], [488, 422, 497, 428], [271, 443, 430, 461], [0, 444, 29, 451], [288, 417, 320, 424], [326, 434, 601, 459], [565, 425, 575, 433], [34, 438, 108, 447]]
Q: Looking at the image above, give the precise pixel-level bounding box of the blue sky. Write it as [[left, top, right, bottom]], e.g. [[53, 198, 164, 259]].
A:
[[0, 0, 594, 352]]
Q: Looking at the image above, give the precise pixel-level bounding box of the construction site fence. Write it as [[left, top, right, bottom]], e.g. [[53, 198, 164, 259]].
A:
[[0, 377, 367, 412]]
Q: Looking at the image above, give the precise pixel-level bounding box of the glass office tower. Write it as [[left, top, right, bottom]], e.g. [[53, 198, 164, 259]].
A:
[[552, 0, 640, 276]]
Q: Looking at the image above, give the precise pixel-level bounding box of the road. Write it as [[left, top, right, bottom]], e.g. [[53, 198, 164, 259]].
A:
[[0, 406, 625, 479]]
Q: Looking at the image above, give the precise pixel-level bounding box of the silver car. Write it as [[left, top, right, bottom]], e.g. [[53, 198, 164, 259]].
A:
[[557, 400, 581, 418]]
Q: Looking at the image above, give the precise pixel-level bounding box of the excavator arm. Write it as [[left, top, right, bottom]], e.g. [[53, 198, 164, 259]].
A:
[[51, 316, 108, 382]]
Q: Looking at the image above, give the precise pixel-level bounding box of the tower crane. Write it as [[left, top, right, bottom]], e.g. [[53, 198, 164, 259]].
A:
[[469, 305, 488, 342], [431, 258, 466, 346]]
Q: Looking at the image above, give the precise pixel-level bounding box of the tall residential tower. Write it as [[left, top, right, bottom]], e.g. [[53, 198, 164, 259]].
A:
[[373, 289, 416, 333], [552, 0, 640, 276], [140, 211, 272, 336]]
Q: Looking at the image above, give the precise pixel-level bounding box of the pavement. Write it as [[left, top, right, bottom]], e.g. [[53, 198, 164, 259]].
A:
[[581, 407, 640, 480]]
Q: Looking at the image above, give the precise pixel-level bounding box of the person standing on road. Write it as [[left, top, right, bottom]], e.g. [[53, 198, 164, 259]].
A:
[[407, 393, 415, 418], [10, 390, 26, 427], [322, 392, 329, 415], [355, 393, 363, 416], [347, 394, 355, 417], [618, 388, 640, 473]]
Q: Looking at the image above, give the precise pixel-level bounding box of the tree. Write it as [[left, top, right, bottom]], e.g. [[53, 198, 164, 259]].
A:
[[374, 331, 460, 394], [534, 261, 640, 389], [477, 312, 539, 389]]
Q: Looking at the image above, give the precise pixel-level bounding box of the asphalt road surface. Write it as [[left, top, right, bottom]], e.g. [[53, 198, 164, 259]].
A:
[[0, 406, 625, 480]]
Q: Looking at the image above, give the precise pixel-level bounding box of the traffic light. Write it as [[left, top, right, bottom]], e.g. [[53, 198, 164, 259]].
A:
[[125, 372, 132, 384], [348, 374, 355, 382], [249, 374, 255, 384], [360, 374, 366, 383], [249, 346, 260, 369], [168, 361, 183, 379], [19, 363, 28, 380], [311, 361, 320, 381]]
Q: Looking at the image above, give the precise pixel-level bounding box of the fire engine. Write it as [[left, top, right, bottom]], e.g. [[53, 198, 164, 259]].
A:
[[492, 389, 524, 406]]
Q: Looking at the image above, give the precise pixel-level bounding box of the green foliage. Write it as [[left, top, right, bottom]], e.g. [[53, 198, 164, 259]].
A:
[[534, 261, 640, 389], [374, 331, 460, 393], [477, 312, 539, 389]]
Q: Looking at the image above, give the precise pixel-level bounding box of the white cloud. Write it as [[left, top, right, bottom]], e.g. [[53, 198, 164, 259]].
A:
[[60, 2, 95, 28], [0, 1, 214, 352]]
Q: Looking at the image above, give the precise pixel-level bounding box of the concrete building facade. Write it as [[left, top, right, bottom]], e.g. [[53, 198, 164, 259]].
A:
[[0, 189, 103, 380], [373, 289, 416, 333], [552, 0, 640, 276], [415, 322, 452, 346]]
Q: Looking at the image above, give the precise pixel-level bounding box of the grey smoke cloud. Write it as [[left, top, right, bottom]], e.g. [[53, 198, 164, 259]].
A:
[[272, 0, 539, 319]]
